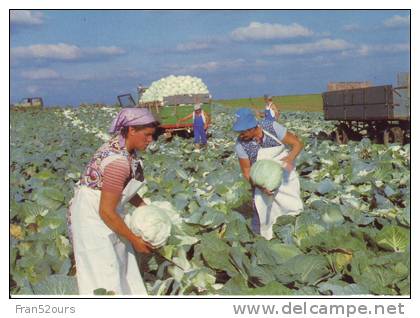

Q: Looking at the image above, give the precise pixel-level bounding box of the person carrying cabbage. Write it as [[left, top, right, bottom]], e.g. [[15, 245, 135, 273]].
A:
[[178, 103, 210, 150], [233, 108, 303, 239], [258, 95, 280, 121], [67, 108, 160, 295]]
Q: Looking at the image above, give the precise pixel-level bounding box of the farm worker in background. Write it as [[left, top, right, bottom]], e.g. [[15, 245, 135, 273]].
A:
[[178, 103, 210, 150], [258, 95, 280, 121], [233, 108, 303, 239], [67, 108, 159, 295]]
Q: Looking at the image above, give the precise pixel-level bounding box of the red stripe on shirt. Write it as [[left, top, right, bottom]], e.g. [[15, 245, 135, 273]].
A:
[[102, 158, 131, 194]]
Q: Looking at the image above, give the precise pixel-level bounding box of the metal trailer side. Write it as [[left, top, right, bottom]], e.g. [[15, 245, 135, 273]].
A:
[[163, 93, 211, 106], [322, 85, 410, 144], [323, 85, 409, 121]]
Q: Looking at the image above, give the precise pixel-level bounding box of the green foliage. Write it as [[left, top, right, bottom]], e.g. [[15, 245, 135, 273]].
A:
[[10, 104, 410, 296], [93, 288, 116, 295], [32, 275, 78, 295], [216, 94, 323, 112]]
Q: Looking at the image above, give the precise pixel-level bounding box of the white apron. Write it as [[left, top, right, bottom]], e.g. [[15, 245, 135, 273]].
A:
[[69, 158, 148, 295], [254, 130, 303, 240]]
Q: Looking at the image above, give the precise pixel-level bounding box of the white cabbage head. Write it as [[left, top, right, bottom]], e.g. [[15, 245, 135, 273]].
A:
[[125, 204, 172, 248], [250, 159, 284, 192]]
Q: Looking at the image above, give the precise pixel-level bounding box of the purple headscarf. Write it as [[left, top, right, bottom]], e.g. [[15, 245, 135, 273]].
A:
[[109, 108, 157, 134]]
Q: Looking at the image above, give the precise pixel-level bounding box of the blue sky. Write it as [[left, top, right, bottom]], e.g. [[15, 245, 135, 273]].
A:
[[10, 10, 410, 106]]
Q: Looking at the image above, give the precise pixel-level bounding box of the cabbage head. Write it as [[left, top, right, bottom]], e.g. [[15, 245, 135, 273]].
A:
[[250, 159, 283, 191], [125, 205, 172, 248], [140, 75, 209, 103]]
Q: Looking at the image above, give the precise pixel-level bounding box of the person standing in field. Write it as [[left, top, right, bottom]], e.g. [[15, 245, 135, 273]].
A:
[[259, 95, 280, 121], [178, 103, 210, 150], [67, 108, 159, 295], [233, 108, 303, 239]]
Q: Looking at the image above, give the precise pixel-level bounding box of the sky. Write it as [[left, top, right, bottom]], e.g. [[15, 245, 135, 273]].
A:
[[10, 9, 410, 107]]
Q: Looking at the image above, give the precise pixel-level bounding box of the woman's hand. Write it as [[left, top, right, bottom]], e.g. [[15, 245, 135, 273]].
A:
[[131, 235, 153, 254], [280, 132, 303, 172], [250, 176, 274, 196], [258, 185, 274, 196], [99, 191, 153, 254], [281, 155, 295, 172]]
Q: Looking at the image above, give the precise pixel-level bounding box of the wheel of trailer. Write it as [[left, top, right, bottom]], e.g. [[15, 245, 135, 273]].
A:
[[335, 124, 349, 144], [163, 131, 173, 141], [178, 130, 193, 138], [317, 131, 330, 141], [383, 127, 404, 145]]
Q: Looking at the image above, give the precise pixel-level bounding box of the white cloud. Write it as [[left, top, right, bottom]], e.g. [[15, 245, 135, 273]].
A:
[[84, 46, 125, 55], [383, 43, 410, 53], [21, 68, 60, 80], [10, 10, 44, 26], [255, 59, 270, 67], [231, 22, 313, 41], [26, 85, 39, 94], [169, 59, 246, 73], [11, 43, 125, 61], [343, 24, 361, 32], [264, 38, 352, 56], [13, 43, 82, 60], [317, 31, 332, 37], [63, 68, 142, 81], [247, 74, 267, 84], [175, 41, 211, 52], [351, 43, 409, 56], [383, 15, 410, 28]]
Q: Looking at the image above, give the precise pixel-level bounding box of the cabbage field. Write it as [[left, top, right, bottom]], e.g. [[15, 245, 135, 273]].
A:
[[10, 104, 410, 296]]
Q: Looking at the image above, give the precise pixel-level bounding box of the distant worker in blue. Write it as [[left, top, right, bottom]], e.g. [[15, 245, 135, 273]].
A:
[[178, 103, 210, 150], [258, 95, 280, 121]]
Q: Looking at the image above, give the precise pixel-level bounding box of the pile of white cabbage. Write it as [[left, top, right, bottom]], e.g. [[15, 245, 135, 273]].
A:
[[140, 75, 209, 103]]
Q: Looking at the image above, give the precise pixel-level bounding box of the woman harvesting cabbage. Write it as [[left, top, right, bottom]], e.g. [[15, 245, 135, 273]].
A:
[[178, 103, 210, 151], [67, 108, 159, 295], [233, 108, 304, 239]]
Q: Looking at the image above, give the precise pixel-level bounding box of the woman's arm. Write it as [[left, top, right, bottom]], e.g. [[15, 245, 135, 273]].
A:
[[271, 103, 280, 120], [99, 158, 152, 253], [99, 191, 152, 253], [204, 111, 210, 129], [178, 113, 193, 123], [281, 131, 304, 171], [238, 158, 252, 181]]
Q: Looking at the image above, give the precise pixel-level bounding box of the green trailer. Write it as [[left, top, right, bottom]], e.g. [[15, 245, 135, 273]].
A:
[[117, 93, 212, 138]]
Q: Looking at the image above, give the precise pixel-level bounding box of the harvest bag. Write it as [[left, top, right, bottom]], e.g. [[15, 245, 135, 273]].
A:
[[69, 159, 147, 295], [254, 130, 303, 240]]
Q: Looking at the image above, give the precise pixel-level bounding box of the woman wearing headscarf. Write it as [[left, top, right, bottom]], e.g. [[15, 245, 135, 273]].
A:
[[233, 108, 303, 240], [67, 108, 159, 295]]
